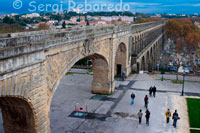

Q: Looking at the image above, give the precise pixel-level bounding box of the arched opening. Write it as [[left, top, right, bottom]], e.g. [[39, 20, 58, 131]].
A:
[[0, 97, 36, 133], [115, 43, 127, 77], [153, 45, 156, 68], [150, 48, 153, 70], [146, 51, 150, 71], [50, 53, 111, 132], [132, 37, 135, 55], [141, 56, 145, 71], [135, 36, 138, 54]]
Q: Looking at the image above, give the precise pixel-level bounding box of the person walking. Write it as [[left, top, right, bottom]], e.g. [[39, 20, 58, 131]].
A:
[[145, 109, 150, 126], [122, 72, 126, 81], [165, 109, 172, 123], [138, 109, 143, 124], [149, 86, 153, 97], [152, 86, 157, 97], [130, 92, 136, 105], [172, 110, 180, 128], [144, 95, 149, 108]]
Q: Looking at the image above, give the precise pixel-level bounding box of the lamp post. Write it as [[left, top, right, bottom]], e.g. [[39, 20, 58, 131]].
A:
[[181, 72, 186, 96]]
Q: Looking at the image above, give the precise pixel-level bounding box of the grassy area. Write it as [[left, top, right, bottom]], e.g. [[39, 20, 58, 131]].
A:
[[190, 129, 200, 133], [186, 80, 200, 83], [187, 98, 200, 128], [171, 80, 183, 84], [88, 69, 93, 73]]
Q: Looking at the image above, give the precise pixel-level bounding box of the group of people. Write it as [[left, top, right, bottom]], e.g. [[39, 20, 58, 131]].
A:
[[130, 91, 152, 126], [165, 109, 180, 128], [130, 86, 180, 128], [148, 86, 157, 97]]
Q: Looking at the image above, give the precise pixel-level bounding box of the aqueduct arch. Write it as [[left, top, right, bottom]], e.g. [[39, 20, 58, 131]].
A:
[[141, 56, 146, 71], [115, 43, 128, 77], [49, 53, 111, 95], [0, 97, 36, 133], [150, 47, 153, 70], [146, 51, 150, 71]]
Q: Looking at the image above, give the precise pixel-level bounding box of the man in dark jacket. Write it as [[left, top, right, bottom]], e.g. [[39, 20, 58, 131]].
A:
[[149, 86, 153, 97], [152, 86, 157, 97], [145, 109, 150, 126], [172, 110, 180, 128]]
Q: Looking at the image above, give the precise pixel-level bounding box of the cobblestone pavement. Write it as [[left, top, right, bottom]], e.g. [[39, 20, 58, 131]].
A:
[[1, 69, 199, 133]]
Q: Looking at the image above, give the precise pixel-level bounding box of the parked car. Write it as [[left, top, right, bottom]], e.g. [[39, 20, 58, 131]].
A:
[[184, 67, 190, 73], [197, 71, 200, 75], [188, 67, 194, 73], [168, 67, 177, 72]]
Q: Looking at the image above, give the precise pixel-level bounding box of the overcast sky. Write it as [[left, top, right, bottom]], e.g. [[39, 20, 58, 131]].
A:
[[0, 0, 200, 15]]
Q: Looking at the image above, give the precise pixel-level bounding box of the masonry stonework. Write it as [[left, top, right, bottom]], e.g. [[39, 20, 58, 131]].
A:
[[0, 21, 165, 132]]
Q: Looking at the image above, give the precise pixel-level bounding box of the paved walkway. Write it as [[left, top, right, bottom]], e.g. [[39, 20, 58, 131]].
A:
[[49, 70, 195, 133], [1, 69, 198, 133]]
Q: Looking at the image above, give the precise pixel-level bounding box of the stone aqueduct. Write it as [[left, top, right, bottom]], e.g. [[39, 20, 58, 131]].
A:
[[0, 21, 165, 132]]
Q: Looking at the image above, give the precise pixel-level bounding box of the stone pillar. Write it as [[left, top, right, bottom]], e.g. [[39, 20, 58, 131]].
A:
[[91, 57, 113, 94]]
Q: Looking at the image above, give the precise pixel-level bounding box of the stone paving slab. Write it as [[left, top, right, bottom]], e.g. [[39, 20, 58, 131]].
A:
[[107, 90, 124, 99], [115, 81, 129, 88], [95, 101, 115, 114], [83, 99, 104, 113]]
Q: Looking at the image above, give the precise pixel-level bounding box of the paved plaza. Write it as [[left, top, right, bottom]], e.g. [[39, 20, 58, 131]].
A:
[[1, 69, 200, 133], [49, 69, 200, 133]]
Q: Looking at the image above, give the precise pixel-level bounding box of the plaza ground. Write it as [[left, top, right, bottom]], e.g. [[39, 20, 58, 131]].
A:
[[1, 69, 200, 133], [49, 69, 200, 133]]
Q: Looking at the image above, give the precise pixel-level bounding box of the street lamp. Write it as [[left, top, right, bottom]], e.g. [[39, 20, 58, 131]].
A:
[[181, 72, 186, 96]]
